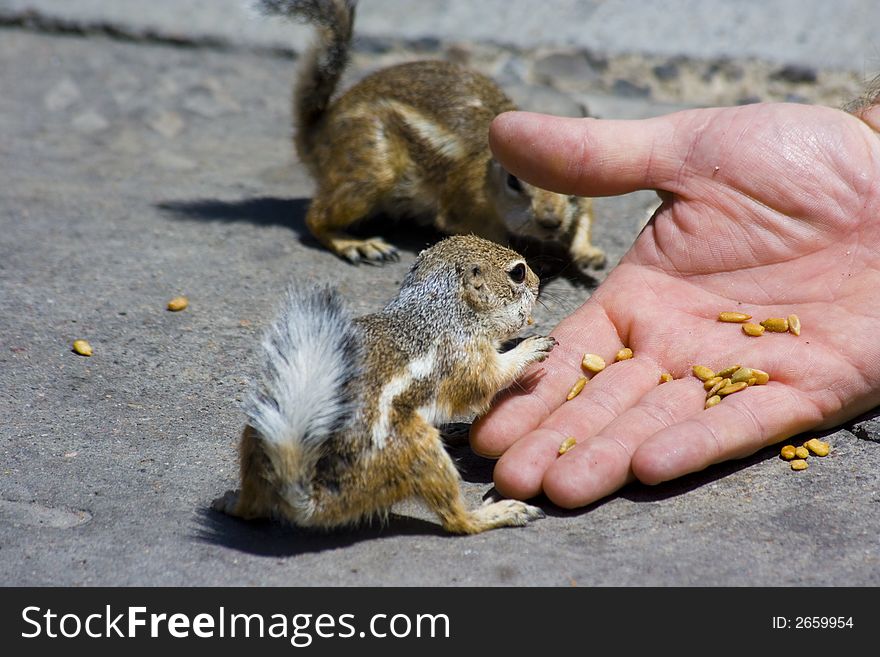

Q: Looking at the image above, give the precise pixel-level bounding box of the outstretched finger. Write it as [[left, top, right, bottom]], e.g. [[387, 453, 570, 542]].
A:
[[488, 110, 700, 197], [631, 383, 824, 485], [541, 377, 708, 508], [491, 356, 669, 500]]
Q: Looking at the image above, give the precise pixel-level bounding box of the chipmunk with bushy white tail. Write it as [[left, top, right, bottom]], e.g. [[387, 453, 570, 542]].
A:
[[213, 235, 554, 533], [255, 0, 605, 268]]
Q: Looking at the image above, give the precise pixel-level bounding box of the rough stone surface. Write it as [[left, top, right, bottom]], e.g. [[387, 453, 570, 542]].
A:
[[1, 3, 878, 587]]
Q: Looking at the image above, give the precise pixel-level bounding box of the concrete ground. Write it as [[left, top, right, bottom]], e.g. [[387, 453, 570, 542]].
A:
[[1, 1, 878, 586]]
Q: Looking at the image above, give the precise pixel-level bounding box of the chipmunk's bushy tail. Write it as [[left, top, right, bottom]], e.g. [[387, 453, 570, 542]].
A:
[[245, 285, 362, 513], [255, 0, 356, 157]]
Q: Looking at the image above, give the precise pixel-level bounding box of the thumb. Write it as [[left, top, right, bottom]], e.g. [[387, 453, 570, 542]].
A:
[[488, 110, 693, 197]]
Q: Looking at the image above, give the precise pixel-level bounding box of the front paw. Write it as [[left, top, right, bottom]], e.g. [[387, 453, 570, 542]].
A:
[[212, 489, 240, 516], [572, 244, 606, 270], [519, 335, 557, 364]]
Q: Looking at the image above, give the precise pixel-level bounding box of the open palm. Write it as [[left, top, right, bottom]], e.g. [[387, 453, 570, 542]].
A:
[[471, 102, 880, 508]]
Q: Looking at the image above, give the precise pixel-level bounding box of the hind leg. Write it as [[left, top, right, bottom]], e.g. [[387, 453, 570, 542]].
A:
[[407, 423, 544, 534], [306, 180, 400, 265], [212, 425, 277, 520]]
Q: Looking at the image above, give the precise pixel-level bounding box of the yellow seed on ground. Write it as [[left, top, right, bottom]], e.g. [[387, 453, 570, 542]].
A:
[[790, 459, 809, 471], [692, 365, 715, 381], [751, 368, 770, 385], [715, 365, 741, 379], [718, 381, 748, 396], [780, 445, 797, 460], [705, 395, 721, 409], [718, 311, 752, 323], [706, 377, 730, 398], [558, 437, 577, 456], [742, 322, 765, 337], [167, 296, 189, 312], [804, 438, 830, 457], [581, 353, 606, 374], [566, 376, 587, 401], [730, 367, 754, 384], [761, 317, 789, 332], [788, 314, 801, 336], [794, 446, 810, 459], [703, 376, 723, 390], [659, 372, 673, 384], [615, 347, 634, 362], [72, 339, 93, 357]]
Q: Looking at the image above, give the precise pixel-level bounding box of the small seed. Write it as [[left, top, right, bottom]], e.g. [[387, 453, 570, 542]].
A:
[[730, 367, 754, 384], [715, 365, 741, 379], [615, 347, 634, 362], [761, 317, 789, 333], [692, 365, 715, 381], [167, 296, 189, 312], [72, 339, 93, 357], [581, 353, 606, 373], [751, 368, 770, 385], [780, 445, 797, 460], [804, 438, 830, 457], [527, 316, 534, 325], [790, 459, 809, 471], [718, 381, 748, 396], [747, 377, 757, 386], [703, 376, 723, 390], [566, 376, 587, 401], [558, 437, 577, 456], [788, 314, 801, 336], [705, 395, 721, 409], [718, 311, 752, 323], [742, 323, 765, 337], [794, 446, 809, 459], [706, 377, 730, 398], [659, 372, 673, 384]]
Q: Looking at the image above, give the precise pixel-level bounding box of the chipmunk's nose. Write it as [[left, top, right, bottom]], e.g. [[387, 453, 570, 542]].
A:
[[535, 209, 563, 230]]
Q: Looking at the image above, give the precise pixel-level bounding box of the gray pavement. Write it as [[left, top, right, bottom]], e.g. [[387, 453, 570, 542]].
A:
[[1, 2, 879, 586]]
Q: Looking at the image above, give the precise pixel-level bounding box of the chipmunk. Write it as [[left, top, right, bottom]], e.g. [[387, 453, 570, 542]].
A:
[[212, 235, 554, 533], [256, 0, 605, 268]]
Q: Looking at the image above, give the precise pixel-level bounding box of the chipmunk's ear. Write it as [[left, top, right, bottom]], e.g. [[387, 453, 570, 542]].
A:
[[462, 262, 489, 308]]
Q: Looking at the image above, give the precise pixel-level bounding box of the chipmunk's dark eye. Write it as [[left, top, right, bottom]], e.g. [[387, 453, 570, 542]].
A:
[[508, 262, 526, 284], [506, 173, 523, 193]]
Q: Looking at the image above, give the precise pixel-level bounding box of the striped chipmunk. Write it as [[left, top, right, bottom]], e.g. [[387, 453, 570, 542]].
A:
[[256, 0, 605, 268], [213, 235, 555, 533]]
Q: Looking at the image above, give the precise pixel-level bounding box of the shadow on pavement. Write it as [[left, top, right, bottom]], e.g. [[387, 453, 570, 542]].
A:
[[156, 195, 448, 258], [194, 507, 449, 557]]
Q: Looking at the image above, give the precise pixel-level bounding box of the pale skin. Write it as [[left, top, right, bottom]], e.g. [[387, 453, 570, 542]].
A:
[[470, 99, 880, 509]]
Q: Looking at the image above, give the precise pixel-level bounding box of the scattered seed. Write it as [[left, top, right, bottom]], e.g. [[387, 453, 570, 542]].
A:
[[790, 459, 809, 471], [581, 353, 606, 373], [742, 322, 765, 337], [72, 339, 92, 357], [751, 369, 770, 385], [167, 296, 189, 312], [615, 347, 634, 362], [566, 376, 587, 401], [718, 311, 752, 323], [659, 373, 673, 384], [705, 395, 721, 409], [703, 376, 723, 391], [558, 437, 577, 456], [804, 438, 830, 457], [706, 377, 730, 399], [794, 446, 810, 459], [761, 317, 789, 333], [718, 381, 748, 396], [788, 314, 801, 336], [780, 445, 797, 460], [715, 365, 741, 379], [692, 365, 715, 381]]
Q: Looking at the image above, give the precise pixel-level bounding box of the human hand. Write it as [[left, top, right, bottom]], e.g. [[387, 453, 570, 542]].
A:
[[472, 102, 880, 508]]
